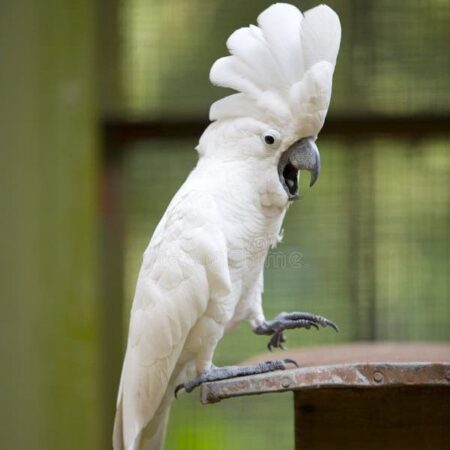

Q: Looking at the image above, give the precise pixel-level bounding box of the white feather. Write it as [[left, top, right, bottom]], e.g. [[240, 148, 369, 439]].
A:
[[257, 3, 304, 84], [209, 93, 259, 121], [210, 56, 263, 98], [301, 5, 341, 68], [227, 27, 287, 90], [210, 2, 341, 137], [113, 185, 232, 450]]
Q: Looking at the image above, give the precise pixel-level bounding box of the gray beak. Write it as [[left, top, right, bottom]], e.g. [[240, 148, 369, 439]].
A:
[[277, 137, 320, 201]]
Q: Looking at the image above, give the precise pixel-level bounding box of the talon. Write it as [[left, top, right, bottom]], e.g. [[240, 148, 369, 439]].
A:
[[255, 312, 339, 352], [283, 358, 299, 368], [324, 319, 339, 332], [268, 330, 286, 351], [279, 333, 287, 350], [269, 343, 278, 351], [174, 384, 185, 399], [178, 361, 297, 394]]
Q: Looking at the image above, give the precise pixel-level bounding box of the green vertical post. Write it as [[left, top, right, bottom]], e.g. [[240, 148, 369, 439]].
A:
[[0, 1, 102, 449]]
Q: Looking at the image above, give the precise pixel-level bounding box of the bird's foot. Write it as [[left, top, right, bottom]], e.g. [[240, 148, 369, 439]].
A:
[[254, 312, 338, 351], [174, 358, 298, 397]]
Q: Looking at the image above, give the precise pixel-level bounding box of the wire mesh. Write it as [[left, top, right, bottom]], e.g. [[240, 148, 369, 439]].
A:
[[118, 0, 450, 118], [123, 137, 449, 450]]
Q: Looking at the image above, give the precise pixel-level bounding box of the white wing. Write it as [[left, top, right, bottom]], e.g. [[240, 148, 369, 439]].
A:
[[113, 186, 231, 450]]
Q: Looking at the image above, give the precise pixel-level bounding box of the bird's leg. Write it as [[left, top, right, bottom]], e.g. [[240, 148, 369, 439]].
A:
[[253, 312, 338, 351], [174, 358, 298, 397]]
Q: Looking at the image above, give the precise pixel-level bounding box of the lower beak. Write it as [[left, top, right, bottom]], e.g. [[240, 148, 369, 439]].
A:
[[277, 137, 320, 201]]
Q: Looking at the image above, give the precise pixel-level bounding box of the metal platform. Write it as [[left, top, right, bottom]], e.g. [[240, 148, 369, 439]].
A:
[[200, 342, 450, 450]]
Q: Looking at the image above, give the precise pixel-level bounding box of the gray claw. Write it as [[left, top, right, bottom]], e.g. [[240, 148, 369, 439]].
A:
[[323, 318, 339, 332], [255, 311, 339, 351], [174, 384, 185, 398], [268, 331, 287, 351], [283, 358, 299, 368]]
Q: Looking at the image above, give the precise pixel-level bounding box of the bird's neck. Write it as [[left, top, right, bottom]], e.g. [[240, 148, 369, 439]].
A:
[[194, 157, 289, 247]]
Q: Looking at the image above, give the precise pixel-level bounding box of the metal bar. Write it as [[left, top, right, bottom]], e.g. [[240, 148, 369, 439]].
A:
[[200, 362, 450, 404]]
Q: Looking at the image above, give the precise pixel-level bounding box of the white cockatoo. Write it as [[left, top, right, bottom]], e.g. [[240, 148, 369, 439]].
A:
[[113, 3, 341, 450]]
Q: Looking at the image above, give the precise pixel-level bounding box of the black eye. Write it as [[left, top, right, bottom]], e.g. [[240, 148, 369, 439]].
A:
[[262, 129, 281, 147], [264, 135, 275, 145]]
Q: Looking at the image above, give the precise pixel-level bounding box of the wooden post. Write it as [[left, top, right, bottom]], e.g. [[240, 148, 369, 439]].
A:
[[0, 0, 102, 448], [294, 386, 450, 450]]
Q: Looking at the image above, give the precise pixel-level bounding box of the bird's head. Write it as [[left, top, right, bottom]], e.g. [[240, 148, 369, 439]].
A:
[[197, 3, 341, 202]]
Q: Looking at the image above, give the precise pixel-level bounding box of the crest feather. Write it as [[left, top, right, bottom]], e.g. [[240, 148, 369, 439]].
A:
[[209, 3, 341, 136]]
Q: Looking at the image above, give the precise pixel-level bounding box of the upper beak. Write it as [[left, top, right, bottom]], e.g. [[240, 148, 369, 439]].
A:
[[278, 137, 321, 201]]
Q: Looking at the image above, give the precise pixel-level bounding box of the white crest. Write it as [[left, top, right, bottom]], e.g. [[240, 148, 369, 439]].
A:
[[209, 3, 341, 137]]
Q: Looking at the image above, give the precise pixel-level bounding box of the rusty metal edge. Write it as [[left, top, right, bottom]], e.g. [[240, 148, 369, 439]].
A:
[[200, 362, 450, 404]]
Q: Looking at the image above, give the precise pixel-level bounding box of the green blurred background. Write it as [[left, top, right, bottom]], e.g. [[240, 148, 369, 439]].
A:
[[1, 0, 449, 449]]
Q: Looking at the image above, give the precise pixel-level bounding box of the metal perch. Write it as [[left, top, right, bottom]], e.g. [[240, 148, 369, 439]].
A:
[[200, 343, 450, 450]]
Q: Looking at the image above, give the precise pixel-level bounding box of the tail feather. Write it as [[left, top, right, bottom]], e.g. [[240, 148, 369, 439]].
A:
[[113, 395, 125, 450], [140, 406, 171, 450], [113, 395, 171, 450]]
